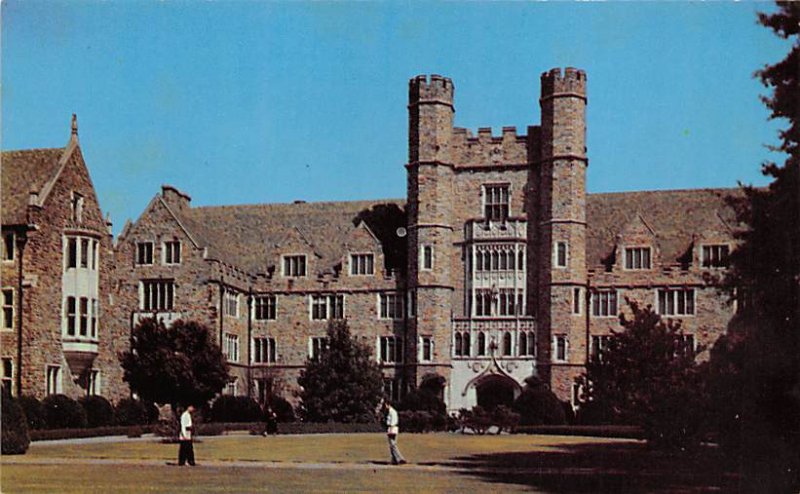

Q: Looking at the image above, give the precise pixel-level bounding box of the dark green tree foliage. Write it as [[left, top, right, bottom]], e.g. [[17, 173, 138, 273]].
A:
[[512, 376, 566, 426], [114, 398, 152, 426], [398, 388, 446, 415], [297, 320, 384, 423], [1, 394, 30, 454], [576, 301, 706, 449], [42, 394, 88, 429], [209, 395, 262, 423], [80, 396, 115, 427], [18, 395, 47, 430], [708, 3, 800, 490], [270, 396, 296, 422], [119, 318, 229, 409]]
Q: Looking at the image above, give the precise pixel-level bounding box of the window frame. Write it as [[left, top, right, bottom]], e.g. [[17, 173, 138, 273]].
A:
[[282, 254, 307, 277], [483, 183, 510, 223], [378, 292, 404, 320], [2, 232, 15, 262], [140, 279, 176, 312], [553, 335, 569, 363], [163, 240, 182, 265], [253, 336, 277, 364], [310, 294, 345, 321], [420, 245, 434, 271], [657, 287, 696, 316], [555, 241, 568, 268], [136, 241, 154, 266], [253, 295, 277, 321], [624, 246, 652, 270], [2, 288, 13, 331], [223, 333, 240, 363], [46, 365, 62, 395], [701, 244, 730, 269], [309, 336, 328, 359], [379, 335, 404, 364], [420, 335, 433, 362], [590, 289, 619, 318], [350, 253, 375, 276]]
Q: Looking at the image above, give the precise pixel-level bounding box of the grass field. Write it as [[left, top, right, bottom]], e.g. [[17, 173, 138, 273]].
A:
[[1, 433, 736, 493]]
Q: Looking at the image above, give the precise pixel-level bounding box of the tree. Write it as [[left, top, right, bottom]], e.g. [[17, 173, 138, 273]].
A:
[[576, 301, 706, 449], [512, 376, 566, 426], [297, 320, 384, 423], [119, 318, 229, 413], [707, 3, 800, 490]]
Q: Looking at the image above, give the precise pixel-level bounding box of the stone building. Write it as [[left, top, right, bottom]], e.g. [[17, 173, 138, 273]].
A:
[[1, 116, 127, 401], [114, 68, 740, 410]]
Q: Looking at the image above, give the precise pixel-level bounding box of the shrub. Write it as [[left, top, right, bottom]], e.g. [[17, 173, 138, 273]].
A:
[[399, 410, 434, 433], [398, 389, 446, 415], [18, 395, 47, 430], [42, 394, 88, 429], [1, 394, 30, 454], [270, 396, 296, 423], [80, 396, 115, 428], [197, 422, 225, 436], [114, 398, 150, 426], [209, 396, 262, 423], [30, 425, 154, 441], [512, 378, 566, 426], [492, 405, 520, 433], [459, 406, 493, 434]]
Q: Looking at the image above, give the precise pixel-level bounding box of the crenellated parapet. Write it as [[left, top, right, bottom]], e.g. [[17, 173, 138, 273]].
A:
[[409, 74, 454, 107], [540, 67, 587, 102], [450, 126, 528, 168]]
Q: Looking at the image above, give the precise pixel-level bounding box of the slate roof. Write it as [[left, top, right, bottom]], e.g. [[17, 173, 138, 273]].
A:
[[586, 188, 743, 268], [170, 199, 407, 276], [1, 148, 65, 225]]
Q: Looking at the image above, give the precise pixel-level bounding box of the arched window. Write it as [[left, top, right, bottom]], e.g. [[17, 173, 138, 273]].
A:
[[527, 331, 537, 356], [491, 251, 499, 271], [454, 333, 463, 356], [499, 250, 507, 270], [477, 332, 486, 356], [519, 332, 528, 356], [518, 250, 525, 270], [508, 250, 515, 270], [463, 332, 471, 356], [503, 332, 512, 356]]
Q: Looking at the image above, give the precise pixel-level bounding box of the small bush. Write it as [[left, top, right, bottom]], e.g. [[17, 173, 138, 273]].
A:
[[2, 394, 30, 454], [42, 394, 88, 429], [399, 410, 434, 433], [459, 406, 493, 434], [492, 405, 520, 433], [30, 425, 154, 441], [209, 396, 262, 423], [114, 398, 149, 426], [512, 379, 566, 426], [270, 396, 296, 423], [80, 396, 115, 428], [398, 389, 446, 415], [18, 395, 47, 430], [127, 426, 144, 438], [197, 423, 225, 436]]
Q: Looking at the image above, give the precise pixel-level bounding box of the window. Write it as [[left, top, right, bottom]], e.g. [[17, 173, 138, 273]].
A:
[[591, 335, 612, 361], [67, 237, 78, 268], [2, 358, 12, 395], [475, 289, 492, 317], [555, 242, 567, 268], [477, 332, 487, 356], [254, 295, 277, 320], [310, 294, 344, 320], [573, 288, 582, 315], [309, 337, 328, 359], [164, 240, 181, 265], [676, 334, 696, 356], [66, 297, 76, 336], [46, 366, 61, 395], [223, 290, 239, 318], [71, 192, 84, 223], [379, 293, 404, 320], [253, 337, 277, 363], [223, 333, 239, 362], [283, 255, 307, 277], [420, 336, 433, 362], [421, 245, 434, 271], [79, 297, 89, 336], [454, 331, 471, 357], [625, 247, 651, 270], [484, 184, 510, 222], [407, 290, 417, 317], [141, 280, 175, 311], [383, 379, 401, 402], [502, 332, 512, 356], [350, 253, 374, 275], [657, 288, 695, 316], [92, 240, 98, 270], [497, 289, 518, 316], [518, 331, 536, 356], [225, 378, 238, 396], [2, 232, 14, 261], [591, 289, 618, 317], [476, 247, 520, 273], [702, 245, 729, 268], [87, 369, 101, 396], [91, 299, 98, 339], [553, 335, 568, 362], [2, 289, 13, 330], [136, 242, 154, 265], [379, 336, 404, 363], [80, 238, 89, 268]]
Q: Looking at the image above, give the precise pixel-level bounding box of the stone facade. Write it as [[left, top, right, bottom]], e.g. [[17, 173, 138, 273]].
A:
[[108, 68, 739, 411], [1, 117, 127, 402]]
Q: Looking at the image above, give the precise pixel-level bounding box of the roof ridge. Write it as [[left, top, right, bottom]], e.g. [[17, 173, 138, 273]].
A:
[[190, 198, 405, 211], [588, 186, 740, 197], [1, 147, 65, 155]]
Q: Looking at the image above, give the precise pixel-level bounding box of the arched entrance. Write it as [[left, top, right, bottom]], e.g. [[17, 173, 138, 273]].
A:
[[475, 375, 517, 411], [419, 374, 445, 402]]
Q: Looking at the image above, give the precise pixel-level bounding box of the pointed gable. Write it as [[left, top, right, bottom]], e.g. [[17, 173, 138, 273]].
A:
[[1, 148, 64, 225]]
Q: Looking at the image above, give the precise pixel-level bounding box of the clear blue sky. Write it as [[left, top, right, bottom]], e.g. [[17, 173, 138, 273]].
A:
[[2, 1, 789, 236]]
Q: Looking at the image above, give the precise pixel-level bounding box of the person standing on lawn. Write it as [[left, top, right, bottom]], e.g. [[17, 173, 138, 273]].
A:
[[178, 405, 196, 466], [382, 400, 406, 465]]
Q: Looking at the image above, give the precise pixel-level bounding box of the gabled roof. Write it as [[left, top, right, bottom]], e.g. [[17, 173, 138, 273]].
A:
[[1, 148, 66, 225], [169, 199, 407, 276], [586, 188, 743, 267]]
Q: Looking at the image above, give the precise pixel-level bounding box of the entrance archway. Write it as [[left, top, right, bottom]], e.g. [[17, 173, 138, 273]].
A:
[[419, 374, 445, 402], [475, 375, 517, 411]]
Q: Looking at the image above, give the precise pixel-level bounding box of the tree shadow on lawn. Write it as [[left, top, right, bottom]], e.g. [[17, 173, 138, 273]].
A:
[[437, 440, 738, 493]]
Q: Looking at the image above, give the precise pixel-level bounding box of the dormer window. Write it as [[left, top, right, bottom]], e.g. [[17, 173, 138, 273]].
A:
[[624, 247, 651, 270], [483, 184, 509, 222], [350, 253, 374, 276], [71, 192, 84, 223], [283, 255, 307, 277], [702, 244, 729, 268]]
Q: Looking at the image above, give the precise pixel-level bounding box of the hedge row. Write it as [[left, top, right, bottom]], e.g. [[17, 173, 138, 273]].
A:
[[30, 425, 155, 441], [514, 425, 643, 439]]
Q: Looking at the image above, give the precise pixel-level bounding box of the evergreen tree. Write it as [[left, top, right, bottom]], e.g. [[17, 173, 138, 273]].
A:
[[576, 301, 706, 449], [708, 3, 800, 490], [297, 320, 384, 423], [119, 318, 229, 412]]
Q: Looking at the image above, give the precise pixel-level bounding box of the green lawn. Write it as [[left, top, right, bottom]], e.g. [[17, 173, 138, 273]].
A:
[[1, 433, 735, 493]]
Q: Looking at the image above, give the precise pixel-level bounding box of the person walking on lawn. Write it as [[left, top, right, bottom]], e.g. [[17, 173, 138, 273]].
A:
[[382, 400, 406, 465], [178, 405, 196, 466]]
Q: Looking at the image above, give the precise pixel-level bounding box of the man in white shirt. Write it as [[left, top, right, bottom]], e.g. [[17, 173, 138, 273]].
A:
[[382, 400, 406, 465], [178, 405, 196, 466]]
